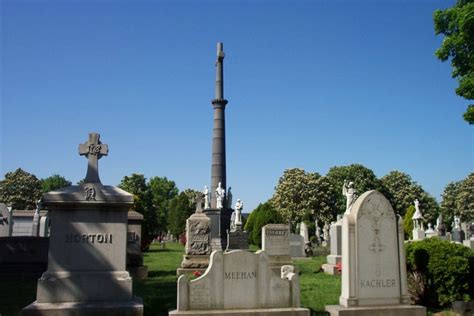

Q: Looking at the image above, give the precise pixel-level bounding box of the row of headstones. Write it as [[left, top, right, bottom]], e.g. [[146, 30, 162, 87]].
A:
[[172, 190, 427, 315], [18, 134, 426, 316]]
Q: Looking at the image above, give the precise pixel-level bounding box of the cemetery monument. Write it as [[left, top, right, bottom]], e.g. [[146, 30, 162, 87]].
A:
[[412, 199, 425, 241], [262, 224, 292, 271], [23, 132, 143, 315], [325, 190, 426, 316]]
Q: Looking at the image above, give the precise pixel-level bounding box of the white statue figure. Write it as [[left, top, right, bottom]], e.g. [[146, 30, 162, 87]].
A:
[[227, 187, 233, 208], [315, 222, 322, 244], [426, 223, 435, 233], [230, 211, 236, 232], [203, 185, 210, 209], [215, 182, 225, 209], [435, 214, 443, 230], [412, 199, 424, 230], [323, 222, 330, 241], [342, 180, 357, 214], [453, 216, 461, 230], [234, 199, 243, 226]]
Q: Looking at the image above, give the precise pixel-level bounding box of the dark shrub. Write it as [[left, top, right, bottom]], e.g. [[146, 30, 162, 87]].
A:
[[405, 238, 473, 308]]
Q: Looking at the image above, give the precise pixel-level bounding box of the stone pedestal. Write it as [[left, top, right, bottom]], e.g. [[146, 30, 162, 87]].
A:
[[226, 226, 249, 251], [452, 229, 465, 243], [127, 211, 148, 280], [412, 229, 425, 241], [22, 182, 143, 315]]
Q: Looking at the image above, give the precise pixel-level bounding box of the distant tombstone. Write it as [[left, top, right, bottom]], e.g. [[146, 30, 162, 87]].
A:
[[39, 216, 49, 237], [127, 211, 148, 279], [290, 234, 305, 258], [262, 224, 291, 270], [452, 216, 465, 243], [425, 223, 437, 238], [31, 201, 41, 237], [326, 190, 425, 315], [322, 222, 330, 246], [22, 133, 143, 315], [0, 203, 11, 237], [169, 250, 310, 315], [300, 222, 309, 244], [322, 219, 342, 275], [463, 222, 474, 249], [178, 194, 212, 275], [436, 214, 446, 238], [315, 219, 322, 244]]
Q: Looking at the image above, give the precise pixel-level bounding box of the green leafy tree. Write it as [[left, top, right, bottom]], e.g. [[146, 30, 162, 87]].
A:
[[404, 205, 416, 239], [0, 168, 42, 209], [118, 174, 155, 242], [380, 170, 439, 222], [148, 176, 178, 235], [456, 172, 474, 221], [326, 164, 382, 215], [440, 180, 462, 231], [434, 0, 474, 123], [244, 202, 283, 246], [441, 173, 474, 226], [41, 174, 72, 193], [168, 191, 195, 238], [271, 168, 335, 229]]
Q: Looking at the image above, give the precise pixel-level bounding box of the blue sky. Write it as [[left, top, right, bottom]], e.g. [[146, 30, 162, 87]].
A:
[[1, 0, 472, 213]]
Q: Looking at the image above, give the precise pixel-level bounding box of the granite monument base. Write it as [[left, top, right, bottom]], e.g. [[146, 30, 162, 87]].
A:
[[23, 298, 143, 316], [169, 307, 310, 316], [325, 304, 426, 316]]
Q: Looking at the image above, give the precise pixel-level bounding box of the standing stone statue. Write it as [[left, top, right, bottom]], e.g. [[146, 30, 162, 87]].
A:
[[342, 180, 357, 214], [234, 199, 243, 226], [412, 199, 425, 240], [453, 215, 461, 230], [323, 222, 330, 245], [227, 187, 233, 208], [215, 182, 225, 209], [203, 186, 210, 209], [315, 220, 322, 244], [31, 199, 42, 237]]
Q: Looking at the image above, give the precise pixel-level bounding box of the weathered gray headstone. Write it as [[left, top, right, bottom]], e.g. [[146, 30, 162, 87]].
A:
[[169, 250, 310, 315], [325, 190, 425, 316], [178, 194, 212, 275], [127, 211, 148, 279], [22, 133, 143, 316], [226, 228, 249, 251], [262, 224, 291, 270], [290, 233, 305, 258]]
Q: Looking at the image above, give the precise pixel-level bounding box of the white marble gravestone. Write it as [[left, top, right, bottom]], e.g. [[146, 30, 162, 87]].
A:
[[322, 219, 342, 275], [169, 250, 309, 315], [22, 133, 143, 316], [326, 190, 426, 316], [299, 222, 309, 244], [262, 224, 292, 270]]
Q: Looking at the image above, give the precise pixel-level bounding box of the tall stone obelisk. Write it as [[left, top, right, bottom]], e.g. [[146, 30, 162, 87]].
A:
[[204, 42, 232, 251], [210, 42, 228, 208]]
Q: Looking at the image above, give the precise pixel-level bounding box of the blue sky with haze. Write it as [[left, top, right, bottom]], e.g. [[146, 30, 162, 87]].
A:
[[1, 0, 472, 212]]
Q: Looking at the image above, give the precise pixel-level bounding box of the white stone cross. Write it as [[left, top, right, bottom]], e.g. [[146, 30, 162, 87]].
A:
[[79, 133, 108, 183], [368, 231, 386, 277]]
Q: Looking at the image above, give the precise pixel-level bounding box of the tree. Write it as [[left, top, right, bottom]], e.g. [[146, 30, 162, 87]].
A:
[[0, 168, 42, 209], [380, 171, 439, 223], [441, 173, 474, 226], [244, 202, 283, 246], [118, 174, 155, 242], [404, 205, 416, 239], [168, 191, 195, 238], [440, 180, 462, 231], [434, 0, 474, 124], [326, 164, 382, 215], [271, 168, 336, 229], [41, 174, 72, 193], [148, 176, 179, 235]]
